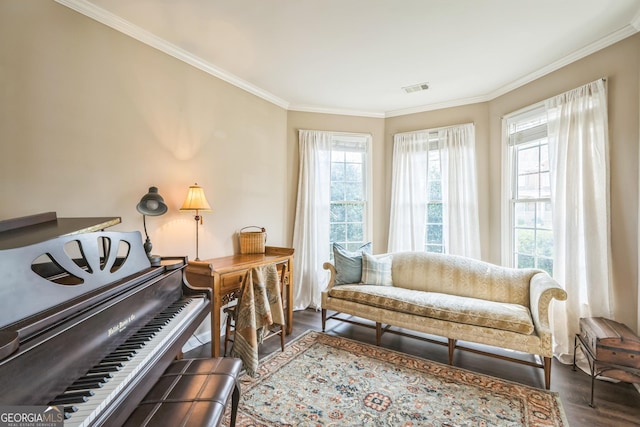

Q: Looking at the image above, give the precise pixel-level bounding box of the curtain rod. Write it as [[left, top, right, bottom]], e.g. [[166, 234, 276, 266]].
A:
[[501, 77, 607, 119], [393, 122, 474, 137]]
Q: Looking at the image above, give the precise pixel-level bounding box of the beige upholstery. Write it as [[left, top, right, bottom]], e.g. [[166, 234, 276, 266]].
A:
[[321, 251, 567, 389]]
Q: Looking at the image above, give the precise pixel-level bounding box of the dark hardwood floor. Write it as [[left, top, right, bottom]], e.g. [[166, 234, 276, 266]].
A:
[[185, 309, 640, 426]]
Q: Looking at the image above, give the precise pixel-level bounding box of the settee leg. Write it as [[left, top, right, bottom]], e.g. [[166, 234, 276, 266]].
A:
[[321, 309, 326, 332], [544, 356, 551, 390], [448, 339, 456, 364], [376, 322, 382, 345]]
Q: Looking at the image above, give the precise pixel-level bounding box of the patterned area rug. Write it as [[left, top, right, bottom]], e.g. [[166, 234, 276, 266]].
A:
[[223, 331, 568, 426]]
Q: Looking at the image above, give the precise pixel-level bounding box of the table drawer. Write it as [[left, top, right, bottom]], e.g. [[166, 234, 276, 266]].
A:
[[220, 271, 246, 293]]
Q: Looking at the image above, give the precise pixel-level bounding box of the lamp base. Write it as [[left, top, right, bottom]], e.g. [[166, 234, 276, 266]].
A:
[[148, 254, 161, 267]]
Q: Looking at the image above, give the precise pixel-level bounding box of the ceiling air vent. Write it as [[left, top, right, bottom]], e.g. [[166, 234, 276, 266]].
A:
[[402, 82, 429, 94]]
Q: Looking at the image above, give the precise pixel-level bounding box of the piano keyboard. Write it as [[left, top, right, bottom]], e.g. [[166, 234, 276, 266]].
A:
[[50, 296, 207, 427]]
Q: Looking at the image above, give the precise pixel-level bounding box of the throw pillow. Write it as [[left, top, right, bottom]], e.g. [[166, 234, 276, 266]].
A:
[[333, 242, 372, 285], [360, 252, 393, 286]]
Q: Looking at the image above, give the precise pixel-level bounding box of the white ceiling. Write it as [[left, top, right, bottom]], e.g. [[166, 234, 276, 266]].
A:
[[58, 0, 640, 117]]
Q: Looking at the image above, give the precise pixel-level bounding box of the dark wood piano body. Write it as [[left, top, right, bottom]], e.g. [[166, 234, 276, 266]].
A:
[[0, 214, 211, 426]]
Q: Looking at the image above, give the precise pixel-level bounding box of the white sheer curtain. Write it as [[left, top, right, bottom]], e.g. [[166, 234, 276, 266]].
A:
[[439, 124, 481, 258], [388, 131, 430, 252], [546, 79, 613, 363], [292, 130, 332, 310], [388, 123, 480, 257]]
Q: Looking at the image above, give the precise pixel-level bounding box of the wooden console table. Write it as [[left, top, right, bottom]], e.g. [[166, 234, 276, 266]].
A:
[[185, 246, 294, 357]]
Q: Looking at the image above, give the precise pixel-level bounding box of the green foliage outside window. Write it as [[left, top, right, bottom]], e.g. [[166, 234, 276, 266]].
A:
[[329, 141, 368, 256]]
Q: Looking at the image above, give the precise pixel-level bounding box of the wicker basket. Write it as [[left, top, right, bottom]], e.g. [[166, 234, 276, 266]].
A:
[[239, 226, 267, 254]]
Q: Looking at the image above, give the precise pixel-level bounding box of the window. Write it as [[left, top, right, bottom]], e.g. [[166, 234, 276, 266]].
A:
[[329, 135, 370, 255], [426, 137, 444, 253], [505, 106, 553, 275], [389, 123, 478, 257]]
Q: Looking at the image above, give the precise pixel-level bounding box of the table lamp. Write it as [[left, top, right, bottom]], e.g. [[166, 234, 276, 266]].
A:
[[180, 183, 211, 261], [136, 186, 167, 266]]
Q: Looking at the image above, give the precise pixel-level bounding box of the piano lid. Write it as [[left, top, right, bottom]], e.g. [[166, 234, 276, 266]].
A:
[[0, 212, 121, 250]]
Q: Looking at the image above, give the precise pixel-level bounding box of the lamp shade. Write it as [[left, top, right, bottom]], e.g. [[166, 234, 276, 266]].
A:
[[180, 183, 212, 212], [136, 186, 168, 216]]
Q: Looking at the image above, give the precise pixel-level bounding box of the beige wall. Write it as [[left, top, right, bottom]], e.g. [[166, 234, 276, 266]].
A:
[[2, 3, 639, 331], [1, 1, 289, 260]]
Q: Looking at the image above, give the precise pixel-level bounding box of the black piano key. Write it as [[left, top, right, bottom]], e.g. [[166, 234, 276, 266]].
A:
[[78, 372, 114, 380], [95, 361, 124, 368], [50, 395, 89, 405], [108, 350, 137, 357], [134, 332, 155, 338], [62, 406, 78, 420], [136, 329, 160, 335], [137, 327, 160, 333], [117, 343, 144, 350], [128, 333, 154, 340], [87, 365, 121, 374], [50, 390, 94, 406], [71, 377, 108, 387], [102, 355, 133, 363], [67, 382, 104, 390], [145, 321, 169, 327], [59, 390, 95, 398], [124, 337, 152, 344]]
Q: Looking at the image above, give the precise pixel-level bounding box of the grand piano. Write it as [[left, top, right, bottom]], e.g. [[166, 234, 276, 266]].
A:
[[0, 213, 216, 426]]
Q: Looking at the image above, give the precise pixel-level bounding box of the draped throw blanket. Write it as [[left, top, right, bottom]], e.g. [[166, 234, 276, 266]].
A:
[[231, 264, 284, 377]]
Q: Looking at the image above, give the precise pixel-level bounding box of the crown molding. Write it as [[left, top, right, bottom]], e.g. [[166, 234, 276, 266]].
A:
[[288, 104, 386, 119], [55, 0, 290, 110], [486, 23, 640, 103], [385, 94, 491, 118]]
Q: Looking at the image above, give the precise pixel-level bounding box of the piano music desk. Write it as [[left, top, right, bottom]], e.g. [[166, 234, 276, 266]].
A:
[[185, 246, 294, 357]]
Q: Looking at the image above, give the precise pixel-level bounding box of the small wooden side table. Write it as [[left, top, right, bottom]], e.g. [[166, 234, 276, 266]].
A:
[[573, 333, 640, 407], [185, 246, 294, 357]]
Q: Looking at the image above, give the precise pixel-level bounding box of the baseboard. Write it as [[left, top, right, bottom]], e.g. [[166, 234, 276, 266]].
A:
[[182, 331, 211, 353]]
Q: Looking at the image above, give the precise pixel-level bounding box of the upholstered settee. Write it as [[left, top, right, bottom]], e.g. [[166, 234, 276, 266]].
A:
[[321, 250, 567, 389]]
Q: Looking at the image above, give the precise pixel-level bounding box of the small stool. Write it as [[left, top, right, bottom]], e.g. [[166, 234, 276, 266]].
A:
[[124, 357, 242, 427]]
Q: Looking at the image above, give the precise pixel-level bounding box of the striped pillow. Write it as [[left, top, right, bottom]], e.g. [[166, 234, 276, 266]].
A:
[[361, 252, 393, 286]]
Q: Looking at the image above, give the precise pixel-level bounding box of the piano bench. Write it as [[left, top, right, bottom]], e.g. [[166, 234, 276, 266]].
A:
[[123, 357, 242, 427]]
